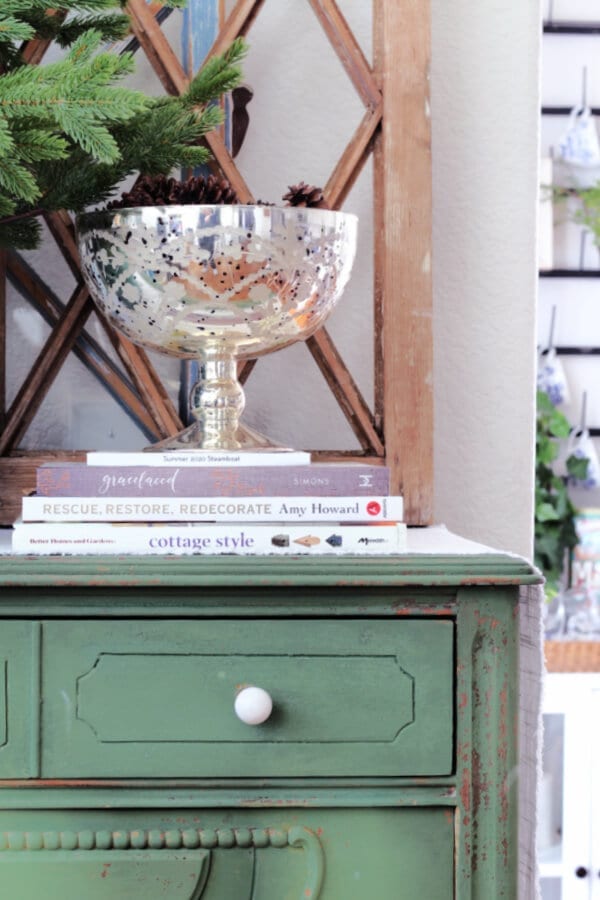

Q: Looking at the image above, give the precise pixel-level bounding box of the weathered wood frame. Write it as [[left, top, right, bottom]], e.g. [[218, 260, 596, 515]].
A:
[[0, 0, 432, 525]]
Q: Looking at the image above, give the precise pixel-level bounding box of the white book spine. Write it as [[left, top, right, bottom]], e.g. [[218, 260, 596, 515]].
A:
[[86, 450, 312, 467], [22, 495, 404, 523], [12, 522, 407, 556]]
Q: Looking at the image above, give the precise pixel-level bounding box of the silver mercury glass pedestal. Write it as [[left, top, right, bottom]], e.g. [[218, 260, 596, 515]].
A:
[[77, 204, 358, 451]]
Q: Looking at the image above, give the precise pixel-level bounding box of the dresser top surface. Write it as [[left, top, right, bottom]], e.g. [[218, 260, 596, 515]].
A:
[[0, 525, 541, 587]]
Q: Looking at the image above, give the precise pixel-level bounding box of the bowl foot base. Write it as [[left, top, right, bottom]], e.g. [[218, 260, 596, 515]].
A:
[[145, 421, 294, 453]]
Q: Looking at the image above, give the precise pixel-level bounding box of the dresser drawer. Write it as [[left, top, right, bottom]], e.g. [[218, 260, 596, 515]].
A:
[[0, 807, 455, 899], [0, 622, 38, 778], [41, 618, 454, 778]]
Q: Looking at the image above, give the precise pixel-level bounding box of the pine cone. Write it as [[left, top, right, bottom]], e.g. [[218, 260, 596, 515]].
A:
[[106, 174, 239, 210], [188, 174, 239, 205], [282, 181, 328, 208]]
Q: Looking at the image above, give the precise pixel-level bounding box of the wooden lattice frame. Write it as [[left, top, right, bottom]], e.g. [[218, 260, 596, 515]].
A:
[[0, 0, 432, 526]]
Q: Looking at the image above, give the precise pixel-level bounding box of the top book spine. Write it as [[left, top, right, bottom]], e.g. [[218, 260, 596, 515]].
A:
[[37, 463, 390, 498], [85, 450, 312, 467]]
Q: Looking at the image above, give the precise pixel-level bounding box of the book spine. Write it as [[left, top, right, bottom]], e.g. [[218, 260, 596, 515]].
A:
[[12, 522, 407, 556], [36, 464, 390, 498], [86, 450, 312, 467], [22, 495, 404, 524]]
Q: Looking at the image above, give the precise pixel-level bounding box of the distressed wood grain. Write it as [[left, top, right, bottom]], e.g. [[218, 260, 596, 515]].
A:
[[373, 0, 433, 523], [0, 286, 93, 456]]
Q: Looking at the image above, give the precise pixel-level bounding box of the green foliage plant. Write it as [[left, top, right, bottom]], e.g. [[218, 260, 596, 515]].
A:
[[570, 181, 600, 246], [535, 388, 589, 598], [0, 0, 247, 249], [550, 181, 600, 247]]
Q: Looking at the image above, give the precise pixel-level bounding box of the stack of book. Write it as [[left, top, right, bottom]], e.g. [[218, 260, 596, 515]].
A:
[[12, 448, 407, 556]]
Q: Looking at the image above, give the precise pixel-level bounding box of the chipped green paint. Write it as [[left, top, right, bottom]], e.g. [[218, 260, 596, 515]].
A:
[[0, 551, 537, 897], [455, 589, 519, 897], [0, 809, 454, 898], [0, 552, 542, 589]]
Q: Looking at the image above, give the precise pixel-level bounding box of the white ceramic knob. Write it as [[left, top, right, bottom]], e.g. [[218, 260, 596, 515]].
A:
[[234, 686, 273, 725]]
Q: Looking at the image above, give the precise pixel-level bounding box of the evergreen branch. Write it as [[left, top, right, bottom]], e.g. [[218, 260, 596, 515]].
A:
[[174, 145, 210, 167], [0, 114, 14, 156], [0, 205, 46, 224], [194, 103, 225, 133], [65, 51, 137, 96], [0, 194, 16, 217], [18, 11, 130, 47], [0, 157, 40, 203], [53, 109, 121, 163], [10, 9, 65, 33], [0, 217, 41, 249], [0, 17, 248, 248], [53, 14, 130, 47], [0, 3, 131, 66], [183, 37, 248, 107], [65, 26, 104, 65], [34, 151, 129, 210], [10, 125, 68, 162], [2, 0, 125, 13], [0, 34, 147, 165], [0, 15, 36, 43], [107, 102, 223, 175]]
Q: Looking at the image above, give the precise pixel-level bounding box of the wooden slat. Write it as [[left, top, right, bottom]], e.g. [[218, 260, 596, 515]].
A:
[[308, 0, 380, 107], [204, 130, 254, 201], [324, 104, 382, 209], [311, 451, 385, 465], [306, 329, 384, 455], [43, 211, 80, 280], [44, 211, 182, 439], [0, 452, 86, 527], [20, 11, 67, 66], [0, 287, 93, 455], [125, 1, 254, 202], [238, 358, 257, 385], [374, 0, 433, 523], [97, 329, 183, 439], [373, 126, 384, 433], [20, 38, 55, 66], [7, 254, 161, 439], [203, 0, 266, 60], [126, 0, 189, 95]]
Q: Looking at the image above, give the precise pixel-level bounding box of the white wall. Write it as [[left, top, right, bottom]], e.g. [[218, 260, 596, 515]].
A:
[[431, 0, 541, 558]]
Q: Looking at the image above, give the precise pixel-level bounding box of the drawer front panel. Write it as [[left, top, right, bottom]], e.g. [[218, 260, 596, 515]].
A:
[[41, 618, 453, 778], [0, 807, 455, 900], [0, 622, 38, 778], [0, 851, 210, 899]]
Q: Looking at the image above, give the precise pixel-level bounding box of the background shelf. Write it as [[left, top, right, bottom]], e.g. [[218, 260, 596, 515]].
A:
[[544, 22, 600, 35]]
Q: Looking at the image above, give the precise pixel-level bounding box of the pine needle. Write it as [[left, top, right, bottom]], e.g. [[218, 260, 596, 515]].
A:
[[0, 0, 248, 249]]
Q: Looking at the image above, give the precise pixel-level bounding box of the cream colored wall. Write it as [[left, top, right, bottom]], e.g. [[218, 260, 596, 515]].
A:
[[229, 0, 542, 558], [431, 0, 541, 558]]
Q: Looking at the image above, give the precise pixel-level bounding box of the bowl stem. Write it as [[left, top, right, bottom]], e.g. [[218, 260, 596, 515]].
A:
[[188, 349, 245, 449], [144, 348, 291, 451]]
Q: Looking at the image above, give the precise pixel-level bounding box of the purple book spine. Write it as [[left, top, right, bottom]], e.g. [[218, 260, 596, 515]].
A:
[[36, 464, 390, 498]]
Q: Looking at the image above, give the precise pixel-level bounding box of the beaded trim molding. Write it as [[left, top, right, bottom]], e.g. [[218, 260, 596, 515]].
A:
[[0, 825, 324, 899]]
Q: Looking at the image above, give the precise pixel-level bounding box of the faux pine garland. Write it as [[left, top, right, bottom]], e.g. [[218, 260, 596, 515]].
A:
[[0, 0, 246, 248]]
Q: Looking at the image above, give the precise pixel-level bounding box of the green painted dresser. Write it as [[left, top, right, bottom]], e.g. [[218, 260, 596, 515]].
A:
[[0, 543, 541, 899]]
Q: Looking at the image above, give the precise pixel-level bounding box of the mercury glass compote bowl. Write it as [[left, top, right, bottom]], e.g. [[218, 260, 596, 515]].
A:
[[77, 204, 358, 451]]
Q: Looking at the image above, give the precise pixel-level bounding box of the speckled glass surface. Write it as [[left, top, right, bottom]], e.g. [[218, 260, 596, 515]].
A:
[[76, 205, 357, 449], [77, 206, 357, 359]]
